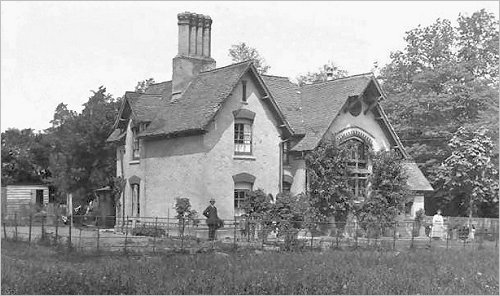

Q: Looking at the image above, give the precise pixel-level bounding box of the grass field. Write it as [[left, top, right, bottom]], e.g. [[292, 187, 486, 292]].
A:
[[1, 240, 498, 295]]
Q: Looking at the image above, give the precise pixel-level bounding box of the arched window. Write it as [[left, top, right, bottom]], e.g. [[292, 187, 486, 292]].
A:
[[233, 109, 255, 155], [341, 137, 369, 201], [233, 173, 255, 216]]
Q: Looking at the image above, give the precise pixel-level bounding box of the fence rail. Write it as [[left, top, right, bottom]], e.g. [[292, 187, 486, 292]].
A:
[[2, 214, 498, 254]]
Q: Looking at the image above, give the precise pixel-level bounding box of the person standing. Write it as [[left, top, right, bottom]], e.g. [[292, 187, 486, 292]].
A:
[[203, 198, 220, 241], [431, 209, 444, 239]]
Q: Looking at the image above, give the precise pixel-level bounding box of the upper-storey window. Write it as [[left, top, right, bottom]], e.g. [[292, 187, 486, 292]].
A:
[[233, 109, 255, 156], [132, 127, 140, 159], [234, 119, 252, 154], [132, 123, 149, 160]]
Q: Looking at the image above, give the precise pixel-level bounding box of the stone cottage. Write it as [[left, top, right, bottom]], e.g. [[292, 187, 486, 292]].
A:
[[107, 12, 433, 221]]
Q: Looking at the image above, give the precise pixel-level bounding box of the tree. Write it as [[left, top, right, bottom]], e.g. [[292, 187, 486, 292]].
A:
[[435, 127, 499, 218], [296, 61, 348, 86], [1, 128, 51, 185], [378, 10, 499, 214], [305, 138, 355, 227], [135, 78, 156, 93], [356, 151, 411, 237], [228, 42, 270, 74], [456, 9, 499, 85], [46, 86, 121, 204]]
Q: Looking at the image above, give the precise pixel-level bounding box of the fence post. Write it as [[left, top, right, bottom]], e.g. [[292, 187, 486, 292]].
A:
[[54, 214, 59, 246], [14, 213, 18, 241], [41, 214, 46, 241], [3, 219, 7, 240], [96, 221, 100, 252], [495, 221, 498, 248], [261, 220, 265, 250], [29, 214, 33, 245], [68, 216, 72, 250], [233, 218, 237, 250], [78, 228, 82, 251], [153, 217, 158, 254], [393, 222, 397, 250], [310, 224, 314, 251], [410, 221, 415, 249], [124, 217, 128, 254], [446, 227, 449, 250], [354, 221, 358, 249]]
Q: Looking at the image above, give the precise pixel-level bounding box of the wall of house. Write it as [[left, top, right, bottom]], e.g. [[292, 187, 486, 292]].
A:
[[4, 185, 49, 216], [328, 100, 392, 151], [119, 121, 146, 220], [128, 72, 282, 219]]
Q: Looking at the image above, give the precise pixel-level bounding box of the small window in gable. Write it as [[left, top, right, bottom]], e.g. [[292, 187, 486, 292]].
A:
[[242, 80, 247, 102]]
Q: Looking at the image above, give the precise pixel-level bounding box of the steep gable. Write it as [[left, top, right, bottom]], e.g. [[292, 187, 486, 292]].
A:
[[138, 61, 293, 139]]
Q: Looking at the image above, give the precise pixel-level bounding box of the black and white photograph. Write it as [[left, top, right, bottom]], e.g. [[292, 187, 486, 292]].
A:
[[1, 1, 499, 294]]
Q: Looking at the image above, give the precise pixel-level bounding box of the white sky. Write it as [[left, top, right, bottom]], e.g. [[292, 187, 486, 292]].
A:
[[1, 1, 498, 132]]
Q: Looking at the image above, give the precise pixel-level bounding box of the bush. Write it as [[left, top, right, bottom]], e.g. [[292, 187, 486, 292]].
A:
[[131, 224, 166, 237]]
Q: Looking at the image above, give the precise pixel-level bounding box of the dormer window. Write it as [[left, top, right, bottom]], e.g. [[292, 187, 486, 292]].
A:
[[242, 80, 247, 102]]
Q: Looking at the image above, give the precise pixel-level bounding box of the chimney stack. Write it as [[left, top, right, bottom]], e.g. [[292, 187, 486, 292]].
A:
[[172, 12, 215, 100], [326, 67, 334, 81]]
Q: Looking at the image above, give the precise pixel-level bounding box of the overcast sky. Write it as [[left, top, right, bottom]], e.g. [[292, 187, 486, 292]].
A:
[[1, 1, 498, 132]]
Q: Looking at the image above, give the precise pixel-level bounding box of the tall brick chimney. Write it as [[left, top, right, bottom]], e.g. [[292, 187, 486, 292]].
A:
[[172, 12, 216, 100]]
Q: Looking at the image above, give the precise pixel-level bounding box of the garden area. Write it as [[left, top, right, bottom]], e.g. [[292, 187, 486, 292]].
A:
[[1, 240, 498, 295]]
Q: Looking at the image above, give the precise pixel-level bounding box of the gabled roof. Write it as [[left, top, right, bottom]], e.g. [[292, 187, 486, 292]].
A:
[[138, 61, 293, 139], [261, 75, 305, 134]]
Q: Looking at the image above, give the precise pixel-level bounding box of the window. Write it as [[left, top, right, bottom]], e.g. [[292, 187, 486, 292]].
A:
[[282, 182, 291, 193], [132, 127, 140, 159], [234, 181, 253, 215], [131, 184, 140, 217], [242, 80, 247, 102], [36, 190, 44, 205], [342, 138, 369, 202], [234, 120, 252, 154], [282, 141, 290, 165]]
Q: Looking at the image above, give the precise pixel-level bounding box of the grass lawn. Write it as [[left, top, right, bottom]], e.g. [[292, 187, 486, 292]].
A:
[[1, 240, 498, 295]]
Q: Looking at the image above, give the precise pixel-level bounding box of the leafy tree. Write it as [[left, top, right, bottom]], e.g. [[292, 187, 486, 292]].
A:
[[305, 138, 355, 227], [296, 61, 348, 86], [356, 151, 411, 237], [46, 86, 121, 204], [228, 42, 270, 74], [435, 127, 499, 218], [456, 9, 499, 85], [135, 78, 156, 93], [1, 128, 51, 185], [378, 10, 499, 215]]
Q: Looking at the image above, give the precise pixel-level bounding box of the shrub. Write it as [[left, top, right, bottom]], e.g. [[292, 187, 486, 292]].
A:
[[131, 224, 166, 237]]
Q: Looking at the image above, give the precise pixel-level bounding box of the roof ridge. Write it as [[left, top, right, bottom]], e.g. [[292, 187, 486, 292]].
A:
[[148, 80, 172, 86], [299, 72, 374, 88], [261, 74, 290, 79], [200, 60, 252, 74]]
